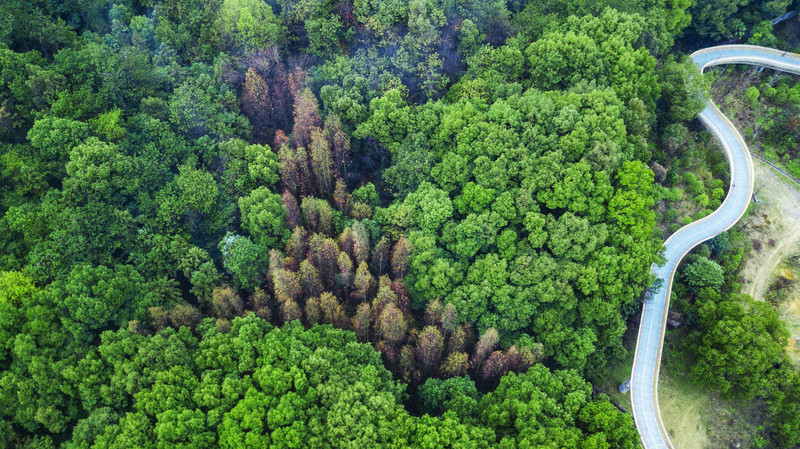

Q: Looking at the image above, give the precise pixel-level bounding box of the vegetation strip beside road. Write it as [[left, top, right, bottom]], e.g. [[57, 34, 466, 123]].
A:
[[630, 45, 800, 449]]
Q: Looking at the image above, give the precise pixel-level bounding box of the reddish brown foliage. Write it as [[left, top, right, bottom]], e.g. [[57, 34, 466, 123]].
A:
[[471, 328, 499, 373], [282, 191, 303, 229], [481, 351, 509, 382], [292, 88, 322, 149]]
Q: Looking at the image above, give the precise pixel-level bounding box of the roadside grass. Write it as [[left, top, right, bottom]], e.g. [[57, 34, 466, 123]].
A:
[[660, 330, 768, 449], [657, 363, 709, 449], [598, 318, 771, 449], [596, 323, 756, 449]]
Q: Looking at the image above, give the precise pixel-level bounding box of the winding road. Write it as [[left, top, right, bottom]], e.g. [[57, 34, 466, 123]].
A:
[[630, 45, 800, 449]]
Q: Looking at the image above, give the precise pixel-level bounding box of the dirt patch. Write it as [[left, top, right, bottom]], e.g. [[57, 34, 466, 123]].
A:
[[738, 160, 800, 301]]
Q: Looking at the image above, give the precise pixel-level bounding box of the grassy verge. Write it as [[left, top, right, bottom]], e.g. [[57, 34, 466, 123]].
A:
[[660, 329, 770, 449]]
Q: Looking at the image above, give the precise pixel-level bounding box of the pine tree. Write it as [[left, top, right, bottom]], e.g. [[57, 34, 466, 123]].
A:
[[242, 67, 271, 142], [391, 279, 412, 313], [211, 285, 244, 319], [448, 324, 473, 354], [370, 236, 391, 276], [379, 303, 407, 347], [424, 299, 443, 326], [481, 351, 509, 383], [339, 227, 354, 259], [273, 129, 289, 150], [308, 233, 326, 271], [391, 236, 412, 279], [280, 299, 302, 322], [400, 344, 420, 384], [282, 191, 303, 229], [351, 221, 370, 265], [278, 144, 302, 195], [471, 328, 499, 373], [440, 352, 469, 378], [272, 268, 301, 304], [243, 48, 292, 133], [320, 238, 340, 288], [372, 276, 394, 313], [352, 302, 372, 342], [354, 261, 376, 302], [292, 88, 322, 149], [268, 249, 285, 276], [301, 197, 334, 235], [247, 288, 272, 320], [416, 326, 444, 376], [215, 318, 232, 333], [319, 292, 346, 328], [149, 306, 169, 331], [169, 303, 202, 328], [299, 259, 323, 298], [325, 114, 351, 179], [333, 178, 351, 213], [310, 128, 334, 196], [337, 251, 353, 295], [441, 303, 459, 333], [304, 295, 321, 325]]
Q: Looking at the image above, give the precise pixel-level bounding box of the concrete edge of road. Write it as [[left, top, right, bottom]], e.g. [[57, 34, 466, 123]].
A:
[[632, 46, 770, 449], [691, 44, 800, 62]]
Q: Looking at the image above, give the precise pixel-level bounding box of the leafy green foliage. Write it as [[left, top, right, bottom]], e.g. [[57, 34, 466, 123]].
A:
[[5, 0, 788, 446], [682, 257, 725, 293], [685, 289, 790, 400], [239, 187, 290, 248]]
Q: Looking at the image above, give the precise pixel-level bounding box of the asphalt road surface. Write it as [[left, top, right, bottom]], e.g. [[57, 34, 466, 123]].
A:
[[630, 45, 800, 449]]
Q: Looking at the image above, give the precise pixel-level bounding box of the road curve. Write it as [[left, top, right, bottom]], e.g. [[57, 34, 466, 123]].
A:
[[630, 45, 800, 449]]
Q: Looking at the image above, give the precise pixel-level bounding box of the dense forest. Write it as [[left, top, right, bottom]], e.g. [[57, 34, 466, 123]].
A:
[[1, 0, 800, 448]]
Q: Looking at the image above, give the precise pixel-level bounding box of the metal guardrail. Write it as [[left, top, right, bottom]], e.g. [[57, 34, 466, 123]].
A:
[[750, 152, 800, 186]]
